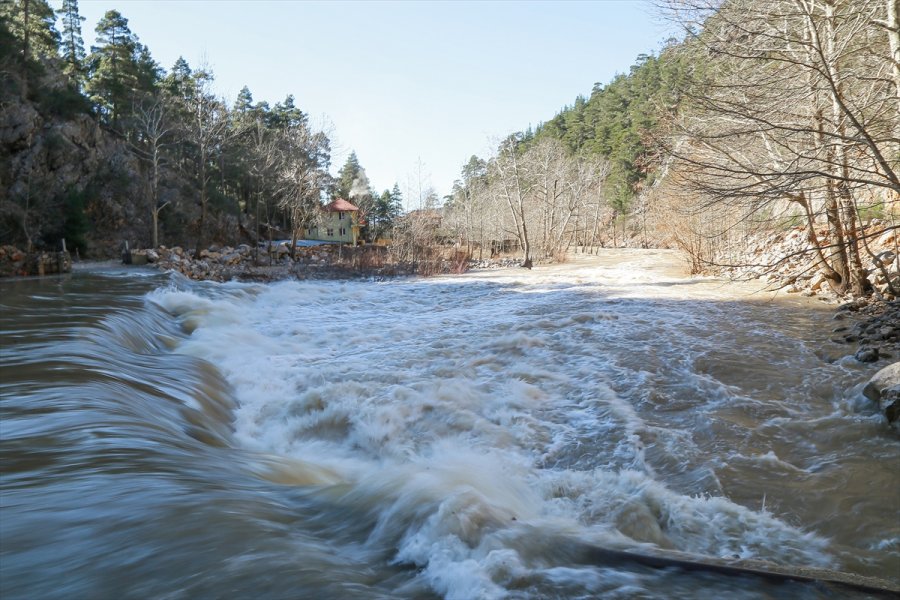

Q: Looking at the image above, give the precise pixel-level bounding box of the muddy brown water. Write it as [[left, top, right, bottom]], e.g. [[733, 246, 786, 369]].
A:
[[1, 251, 897, 599]]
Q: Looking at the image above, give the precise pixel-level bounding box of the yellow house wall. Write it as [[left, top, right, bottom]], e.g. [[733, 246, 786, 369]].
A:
[[304, 211, 359, 244]]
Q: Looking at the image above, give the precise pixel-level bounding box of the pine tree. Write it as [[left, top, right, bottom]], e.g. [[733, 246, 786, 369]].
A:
[[57, 0, 85, 85], [164, 56, 192, 100], [269, 94, 305, 130], [1, 0, 60, 61], [134, 43, 160, 94], [0, 0, 59, 97], [372, 185, 403, 239], [85, 10, 141, 128], [390, 183, 403, 216], [371, 189, 389, 239], [233, 86, 254, 114], [336, 152, 361, 199], [562, 95, 588, 152]]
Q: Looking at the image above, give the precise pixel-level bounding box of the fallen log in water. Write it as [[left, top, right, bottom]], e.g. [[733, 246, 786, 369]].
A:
[[575, 544, 900, 597]]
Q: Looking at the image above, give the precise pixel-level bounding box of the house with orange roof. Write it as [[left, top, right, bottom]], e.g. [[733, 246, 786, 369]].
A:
[[303, 198, 360, 245]]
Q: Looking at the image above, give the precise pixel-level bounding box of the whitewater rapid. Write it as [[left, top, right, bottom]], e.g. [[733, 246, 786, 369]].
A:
[[139, 249, 895, 598]]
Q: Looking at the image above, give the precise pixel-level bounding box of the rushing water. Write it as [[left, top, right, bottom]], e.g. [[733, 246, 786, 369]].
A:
[[1, 250, 898, 599]]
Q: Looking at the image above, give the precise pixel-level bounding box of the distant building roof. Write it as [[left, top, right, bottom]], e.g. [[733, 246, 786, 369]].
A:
[[324, 198, 359, 212]]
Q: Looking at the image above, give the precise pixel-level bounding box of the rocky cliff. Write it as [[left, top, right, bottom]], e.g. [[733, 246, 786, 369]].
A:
[[0, 76, 149, 257]]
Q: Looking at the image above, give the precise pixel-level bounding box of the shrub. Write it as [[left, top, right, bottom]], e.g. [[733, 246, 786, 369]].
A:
[[36, 85, 92, 119], [448, 249, 471, 274], [62, 190, 89, 254]]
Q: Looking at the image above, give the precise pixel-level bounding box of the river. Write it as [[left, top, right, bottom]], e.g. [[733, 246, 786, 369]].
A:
[[1, 249, 897, 599]]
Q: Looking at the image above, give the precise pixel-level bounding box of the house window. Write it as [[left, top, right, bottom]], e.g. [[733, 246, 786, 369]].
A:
[[339, 212, 345, 220], [339, 227, 346, 236], [327, 228, 334, 236]]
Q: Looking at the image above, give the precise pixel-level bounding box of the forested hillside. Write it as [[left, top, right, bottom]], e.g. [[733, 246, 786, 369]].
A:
[[3, 0, 897, 297], [443, 0, 898, 297], [530, 49, 691, 213], [441, 44, 697, 265], [0, 0, 402, 258]]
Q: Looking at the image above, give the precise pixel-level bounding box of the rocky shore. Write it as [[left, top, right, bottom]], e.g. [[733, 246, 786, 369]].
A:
[[718, 222, 899, 303], [468, 257, 525, 270], [831, 298, 900, 365], [715, 222, 900, 364], [128, 243, 524, 282], [712, 222, 900, 425]]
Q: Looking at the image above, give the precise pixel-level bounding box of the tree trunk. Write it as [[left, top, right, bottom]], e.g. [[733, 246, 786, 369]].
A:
[[825, 0, 871, 295], [21, 0, 30, 99], [152, 209, 159, 248], [151, 146, 159, 248], [290, 224, 298, 260], [797, 192, 840, 282], [887, 0, 900, 178], [521, 219, 532, 268], [197, 146, 207, 255], [254, 187, 261, 266], [812, 98, 851, 292]]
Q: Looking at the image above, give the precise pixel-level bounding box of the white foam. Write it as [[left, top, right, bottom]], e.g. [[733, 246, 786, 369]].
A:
[[149, 253, 839, 597]]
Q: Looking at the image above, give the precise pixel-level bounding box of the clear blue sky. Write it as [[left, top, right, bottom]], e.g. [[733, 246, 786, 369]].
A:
[[74, 1, 672, 201]]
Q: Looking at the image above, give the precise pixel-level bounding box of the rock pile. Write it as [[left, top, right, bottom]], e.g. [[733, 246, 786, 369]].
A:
[[719, 222, 899, 303], [138, 243, 490, 282], [468, 258, 525, 270], [831, 299, 900, 364], [139, 244, 532, 282], [141, 244, 289, 281]]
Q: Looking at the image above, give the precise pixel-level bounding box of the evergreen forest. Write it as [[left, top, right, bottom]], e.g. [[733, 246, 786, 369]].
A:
[[0, 0, 402, 257]]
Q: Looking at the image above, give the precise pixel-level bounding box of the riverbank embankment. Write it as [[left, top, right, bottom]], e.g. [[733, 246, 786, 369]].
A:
[[717, 221, 899, 303], [134, 243, 523, 282], [711, 222, 900, 365]]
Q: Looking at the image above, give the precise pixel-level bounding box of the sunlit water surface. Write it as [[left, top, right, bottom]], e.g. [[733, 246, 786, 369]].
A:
[[1, 250, 897, 599]]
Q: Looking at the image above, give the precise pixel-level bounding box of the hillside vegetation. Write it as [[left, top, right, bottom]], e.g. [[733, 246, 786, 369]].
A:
[[0, 1, 405, 259], [2, 0, 897, 300], [443, 0, 898, 298]]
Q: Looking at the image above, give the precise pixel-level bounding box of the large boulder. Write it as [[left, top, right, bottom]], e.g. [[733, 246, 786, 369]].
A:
[[863, 362, 900, 424]]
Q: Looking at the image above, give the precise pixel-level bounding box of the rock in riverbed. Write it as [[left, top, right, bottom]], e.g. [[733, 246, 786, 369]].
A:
[[844, 300, 900, 362], [863, 362, 900, 425], [855, 347, 880, 363]]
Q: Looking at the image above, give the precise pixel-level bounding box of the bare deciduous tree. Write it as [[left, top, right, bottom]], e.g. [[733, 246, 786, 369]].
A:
[[276, 122, 331, 259], [184, 67, 229, 252], [657, 0, 900, 293], [445, 138, 611, 264], [130, 94, 173, 247]]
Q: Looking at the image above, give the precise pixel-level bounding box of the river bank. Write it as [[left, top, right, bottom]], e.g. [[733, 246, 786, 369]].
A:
[[0, 245, 72, 277], [127, 243, 523, 282], [718, 221, 900, 303], [707, 221, 900, 369]]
